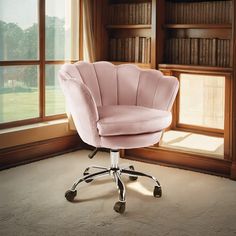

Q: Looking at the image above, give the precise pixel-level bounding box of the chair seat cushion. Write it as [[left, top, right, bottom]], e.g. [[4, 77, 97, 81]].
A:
[[97, 105, 172, 136]]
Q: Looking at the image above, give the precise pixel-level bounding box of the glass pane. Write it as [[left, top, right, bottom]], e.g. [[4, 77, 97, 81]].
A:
[[45, 0, 79, 60], [179, 74, 225, 129], [45, 64, 66, 116], [0, 0, 39, 60], [0, 66, 39, 123]]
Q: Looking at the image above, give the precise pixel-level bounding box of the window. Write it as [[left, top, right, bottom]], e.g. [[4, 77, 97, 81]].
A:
[[178, 73, 225, 132], [0, 0, 81, 128], [0, 66, 39, 123], [0, 0, 39, 61], [159, 72, 230, 159], [45, 64, 65, 116]]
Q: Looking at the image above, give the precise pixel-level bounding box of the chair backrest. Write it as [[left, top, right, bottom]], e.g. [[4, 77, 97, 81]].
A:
[[59, 61, 179, 111]]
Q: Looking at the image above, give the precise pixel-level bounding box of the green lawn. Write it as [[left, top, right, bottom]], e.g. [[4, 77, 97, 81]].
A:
[[0, 88, 65, 123]]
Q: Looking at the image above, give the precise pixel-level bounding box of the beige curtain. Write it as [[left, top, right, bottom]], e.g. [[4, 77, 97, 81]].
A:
[[83, 0, 96, 62], [70, 0, 81, 60], [67, 0, 96, 130]]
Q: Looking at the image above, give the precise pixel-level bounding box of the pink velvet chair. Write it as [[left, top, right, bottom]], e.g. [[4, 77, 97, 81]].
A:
[[59, 61, 179, 213]]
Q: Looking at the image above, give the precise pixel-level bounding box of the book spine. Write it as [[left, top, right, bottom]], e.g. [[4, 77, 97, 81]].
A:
[[174, 2, 178, 24], [229, 0, 232, 24], [147, 37, 151, 63], [190, 38, 194, 64], [109, 38, 112, 61], [223, 39, 227, 67], [111, 38, 116, 61], [141, 3, 145, 24], [226, 39, 230, 67], [144, 3, 148, 25], [208, 38, 212, 66], [135, 36, 139, 63], [128, 37, 132, 62], [139, 37, 142, 62], [143, 37, 147, 63], [124, 38, 129, 62], [117, 38, 122, 61], [186, 38, 190, 65], [182, 38, 186, 64], [218, 39, 222, 67], [212, 1, 216, 24], [141, 37, 145, 63], [138, 3, 142, 24], [212, 38, 217, 67], [229, 39, 233, 67], [205, 38, 209, 65], [121, 38, 125, 61], [177, 38, 181, 64], [128, 4, 133, 24], [147, 2, 151, 24], [165, 39, 170, 63], [131, 37, 135, 62], [199, 38, 203, 65]]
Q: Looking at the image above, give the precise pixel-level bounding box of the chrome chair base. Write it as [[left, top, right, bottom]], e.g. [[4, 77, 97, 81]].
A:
[[65, 150, 162, 214]]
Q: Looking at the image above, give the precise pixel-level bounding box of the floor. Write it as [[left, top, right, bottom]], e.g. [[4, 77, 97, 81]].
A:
[[0, 150, 236, 236], [160, 130, 224, 158]]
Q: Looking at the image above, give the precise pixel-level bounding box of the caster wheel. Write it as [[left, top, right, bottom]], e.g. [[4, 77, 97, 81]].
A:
[[65, 190, 77, 202], [128, 165, 138, 181], [113, 201, 126, 214], [153, 186, 162, 198], [83, 169, 93, 183]]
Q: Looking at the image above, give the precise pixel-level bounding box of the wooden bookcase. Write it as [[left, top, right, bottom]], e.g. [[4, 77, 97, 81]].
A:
[[157, 0, 233, 160], [158, 0, 232, 146], [94, 0, 236, 179], [161, 0, 232, 68], [96, 0, 158, 69]]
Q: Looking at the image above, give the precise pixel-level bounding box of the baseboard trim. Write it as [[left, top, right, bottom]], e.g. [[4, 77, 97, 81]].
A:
[[231, 162, 236, 180], [125, 147, 232, 178], [0, 135, 85, 170]]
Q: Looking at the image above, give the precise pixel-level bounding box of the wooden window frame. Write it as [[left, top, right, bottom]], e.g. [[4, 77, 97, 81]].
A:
[[0, 0, 83, 129], [168, 69, 232, 160]]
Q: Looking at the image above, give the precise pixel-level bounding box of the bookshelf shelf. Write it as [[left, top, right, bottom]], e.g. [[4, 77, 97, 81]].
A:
[[110, 61, 152, 68], [162, 0, 233, 68], [94, 0, 236, 171], [163, 24, 232, 29], [158, 64, 233, 74], [102, 0, 156, 68], [106, 24, 152, 29]]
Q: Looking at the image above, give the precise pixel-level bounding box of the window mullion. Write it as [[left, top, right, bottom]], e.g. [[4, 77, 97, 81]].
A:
[[39, 0, 46, 119]]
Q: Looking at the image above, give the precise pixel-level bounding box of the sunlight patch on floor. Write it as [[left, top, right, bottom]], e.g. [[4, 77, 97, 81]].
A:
[[127, 182, 153, 196], [160, 130, 224, 158]]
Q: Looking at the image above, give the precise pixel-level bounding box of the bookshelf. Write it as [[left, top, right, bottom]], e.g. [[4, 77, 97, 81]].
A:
[[158, 0, 233, 162], [99, 0, 157, 68], [93, 0, 236, 178], [163, 24, 232, 29], [161, 0, 233, 68]]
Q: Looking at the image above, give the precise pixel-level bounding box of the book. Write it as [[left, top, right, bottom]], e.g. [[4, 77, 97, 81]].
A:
[[147, 3, 151, 24], [135, 36, 139, 62]]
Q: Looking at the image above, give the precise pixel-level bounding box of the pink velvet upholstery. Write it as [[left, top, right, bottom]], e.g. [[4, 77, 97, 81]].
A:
[[59, 61, 179, 149], [97, 105, 172, 136]]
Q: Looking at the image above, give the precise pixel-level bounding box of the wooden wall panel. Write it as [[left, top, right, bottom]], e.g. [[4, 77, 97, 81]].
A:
[[232, 0, 236, 163], [125, 147, 232, 177], [0, 135, 85, 170]]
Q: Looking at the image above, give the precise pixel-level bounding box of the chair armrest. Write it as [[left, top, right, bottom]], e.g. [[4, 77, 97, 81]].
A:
[[153, 75, 179, 111], [59, 75, 100, 146]]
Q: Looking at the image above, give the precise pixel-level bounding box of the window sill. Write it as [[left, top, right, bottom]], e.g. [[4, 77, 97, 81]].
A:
[[0, 118, 68, 134], [159, 130, 224, 159], [0, 119, 76, 149]]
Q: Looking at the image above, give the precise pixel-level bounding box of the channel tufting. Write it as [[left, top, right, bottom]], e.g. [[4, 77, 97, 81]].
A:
[[59, 61, 179, 149], [75, 62, 102, 107], [60, 61, 179, 113]]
